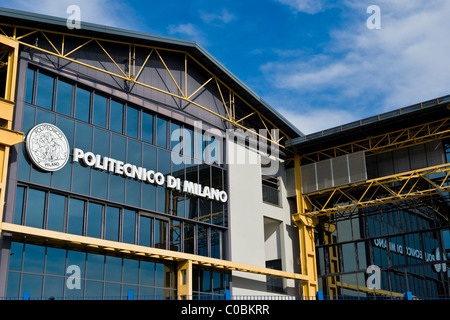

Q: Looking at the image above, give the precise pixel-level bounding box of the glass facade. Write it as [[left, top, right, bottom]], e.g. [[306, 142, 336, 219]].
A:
[[316, 193, 450, 298], [3, 65, 230, 299]]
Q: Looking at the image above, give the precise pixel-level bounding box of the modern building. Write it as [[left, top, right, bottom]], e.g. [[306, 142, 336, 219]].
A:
[[0, 8, 448, 300]]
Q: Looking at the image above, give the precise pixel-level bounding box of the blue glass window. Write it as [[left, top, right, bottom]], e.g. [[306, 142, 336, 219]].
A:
[[35, 72, 54, 110], [142, 111, 153, 144], [45, 247, 66, 276], [25, 188, 45, 229], [170, 122, 181, 152], [86, 253, 104, 280], [87, 202, 103, 238], [56, 80, 72, 116], [105, 206, 120, 241], [110, 100, 123, 134], [13, 186, 25, 225], [23, 243, 45, 273], [8, 242, 23, 271], [122, 209, 136, 244], [123, 259, 138, 284], [93, 93, 107, 128], [155, 219, 168, 249], [68, 198, 85, 236], [139, 215, 152, 247], [156, 117, 167, 148], [46, 193, 65, 232], [139, 261, 155, 286], [105, 255, 122, 282], [25, 68, 35, 104], [126, 105, 139, 139], [75, 87, 90, 123]]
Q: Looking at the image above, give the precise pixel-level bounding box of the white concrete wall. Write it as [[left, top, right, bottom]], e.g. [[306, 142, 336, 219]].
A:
[[227, 138, 300, 297]]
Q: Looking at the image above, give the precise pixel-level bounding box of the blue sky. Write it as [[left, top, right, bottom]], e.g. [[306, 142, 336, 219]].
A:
[[2, 0, 450, 134]]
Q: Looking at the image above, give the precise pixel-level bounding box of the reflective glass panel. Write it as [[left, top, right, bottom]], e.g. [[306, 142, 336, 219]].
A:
[[25, 188, 45, 229], [126, 105, 139, 139], [105, 206, 120, 241], [156, 117, 167, 148], [35, 72, 54, 110], [87, 202, 102, 238], [139, 215, 152, 247], [75, 87, 90, 123], [47, 193, 65, 232], [122, 209, 136, 244], [56, 80, 72, 116], [25, 68, 34, 104], [45, 247, 66, 276], [142, 111, 153, 144], [93, 94, 107, 128], [68, 198, 84, 236], [110, 100, 123, 134]]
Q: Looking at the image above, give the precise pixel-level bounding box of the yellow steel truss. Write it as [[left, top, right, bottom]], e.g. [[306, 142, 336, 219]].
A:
[[0, 35, 24, 235], [304, 163, 450, 217], [300, 116, 450, 163], [0, 24, 292, 150]]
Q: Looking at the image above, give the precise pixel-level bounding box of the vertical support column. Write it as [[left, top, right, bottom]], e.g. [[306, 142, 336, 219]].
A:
[[323, 222, 339, 298], [293, 155, 319, 299], [0, 36, 24, 233], [177, 259, 192, 300]]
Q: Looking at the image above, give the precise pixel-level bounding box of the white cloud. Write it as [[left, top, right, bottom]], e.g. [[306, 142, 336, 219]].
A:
[[275, 0, 328, 14], [263, 0, 450, 133], [200, 9, 236, 25], [167, 23, 207, 45], [0, 0, 138, 29], [277, 107, 358, 135]]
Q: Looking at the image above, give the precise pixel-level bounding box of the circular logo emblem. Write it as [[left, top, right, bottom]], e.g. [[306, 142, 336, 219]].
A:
[[26, 123, 70, 172]]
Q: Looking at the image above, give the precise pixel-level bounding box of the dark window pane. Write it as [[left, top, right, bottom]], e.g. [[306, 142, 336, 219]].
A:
[[104, 282, 121, 299], [126, 179, 141, 207], [194, 131, 205, 161], [72, 162, 90, 196], [123, 259, 138, 284], [142, 111, 153, 144], [158, 149, 171, 175], [91, 169, 108, 199], [13, 186, 25, 225], [211, 229, 221, 259], [139, 215, 152, 247], [156, 117, 167, 148], [127, 139, 142, 165], [157, 187, 168, 214], [155, 219, 168, 249], [75, 122, 92, 152], [184, 223, 195, 254], [122, 209, 136, 244], [56, 80, 72, 116], [35, 72, 54, 110], [75, 87, 90, 122], [21, 274, 43, 299], [85, 280, 103, 299], [8, 242, 23, 271], [170, 220, 181, 252], [93, 127, 110, 157], [126, 105, 139, 139], [111, 133, 126, 161], [45, 247, 66, 276], [43, 276, 64, 300], [139, 261, 155, 286], [170, 122, 181, 152], [143, 144, 156, 169], [47, 193, 65, 232], [25, 68, 35, 104], [23, 243, 45, 273], [25, 188, 45, 229], [142, 183, 156, 211], [87, 202, 102, 238], [93, 94, 107, 128], [108, 174, 124, 203], [105, 255, 122, 282], [86, 253, 104, 280], [68, 198, 84, 236], [105, 206, 120, 241], [110, 100, 123, 134], [6, 272, 20, 299], [198, 225, 208, 257]]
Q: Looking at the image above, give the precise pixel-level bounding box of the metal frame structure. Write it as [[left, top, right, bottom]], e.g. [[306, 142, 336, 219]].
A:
[[0, 20, 306, 299], [0, 24, 294, 151]]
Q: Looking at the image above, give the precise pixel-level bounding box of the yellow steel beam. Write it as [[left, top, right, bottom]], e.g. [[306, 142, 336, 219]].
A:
[[1, 222, 308, 282], [1, 24, 293, 150], [293, 155, 319, 298], [304, 163, 450, 217], [300, 117, 450, 163]]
